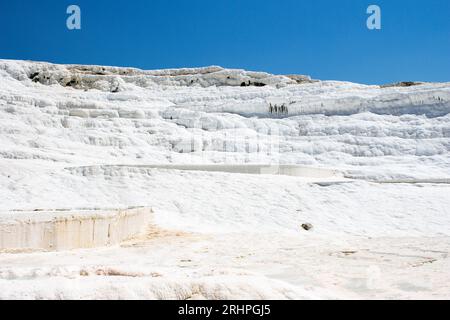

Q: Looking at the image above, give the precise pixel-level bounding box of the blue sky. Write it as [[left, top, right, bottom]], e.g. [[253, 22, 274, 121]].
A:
[[0, 0, 449, 84]]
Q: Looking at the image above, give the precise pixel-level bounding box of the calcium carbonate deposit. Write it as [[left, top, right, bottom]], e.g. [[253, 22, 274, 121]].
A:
[[1, 59, 450, 299]]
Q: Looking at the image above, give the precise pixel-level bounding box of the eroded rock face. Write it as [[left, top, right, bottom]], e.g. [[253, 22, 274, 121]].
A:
[[1, 59, 450, 188], [285, 74, 316, 84], [5, 60, 308, 92], [380, 81, 425, 88]]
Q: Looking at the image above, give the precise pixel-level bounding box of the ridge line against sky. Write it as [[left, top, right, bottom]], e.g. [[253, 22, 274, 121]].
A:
[[0, 0, 449, 84]]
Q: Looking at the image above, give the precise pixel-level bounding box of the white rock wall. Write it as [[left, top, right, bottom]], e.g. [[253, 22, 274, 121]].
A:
[[0, 207, 152, 251]]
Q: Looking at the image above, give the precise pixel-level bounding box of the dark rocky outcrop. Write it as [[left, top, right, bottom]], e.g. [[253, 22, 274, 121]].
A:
[[380, 81, 425, 88]]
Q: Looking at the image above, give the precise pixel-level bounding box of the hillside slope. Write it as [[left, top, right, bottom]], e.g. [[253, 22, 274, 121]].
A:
[[1, 60, 450, 299]]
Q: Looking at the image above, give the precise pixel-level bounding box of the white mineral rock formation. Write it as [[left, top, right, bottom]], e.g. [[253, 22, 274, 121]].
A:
[[1, 59, 450, 299]]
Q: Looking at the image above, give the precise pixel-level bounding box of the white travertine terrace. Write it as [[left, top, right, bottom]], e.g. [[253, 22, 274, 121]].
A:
[[0, 207, 152, 251], [1, 60, 450, 299]]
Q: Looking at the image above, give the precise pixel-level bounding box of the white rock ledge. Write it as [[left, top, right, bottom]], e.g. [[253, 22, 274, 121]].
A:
[[67, 164, 344, 179], [0, 207, 152, 252]]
